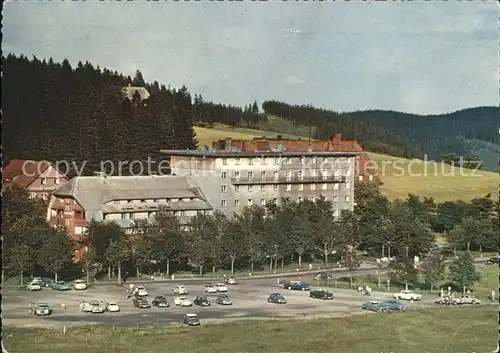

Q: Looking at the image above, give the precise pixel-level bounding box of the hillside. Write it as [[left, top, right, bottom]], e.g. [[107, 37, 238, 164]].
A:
[[194, 125, 498, 202]]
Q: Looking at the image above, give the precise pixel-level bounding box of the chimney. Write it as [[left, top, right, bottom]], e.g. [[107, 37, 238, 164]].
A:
[[225, 138, 232, 151]]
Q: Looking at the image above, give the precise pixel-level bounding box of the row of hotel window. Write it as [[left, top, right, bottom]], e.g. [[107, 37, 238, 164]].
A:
[[220, 170, 350, 179], [221, 182, 350, 193], [40, 177, 61, 185], [221, 195, 351, 208], [221, 156, 353, 165]]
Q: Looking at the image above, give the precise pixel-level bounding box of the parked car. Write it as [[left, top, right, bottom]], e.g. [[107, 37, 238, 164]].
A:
[[27, 281, 42, 291], [173, 285, 188, 295], [393, 290, 422, 301], [204, 284, 218, 294], [174, 296, 193, 307], [216, 294, 233, 305], [435, 296, 453, 305], [133, 296, 151, 308], [267, 293, 287, 304], [312, 272, 334, 281], [283, 281, 311, 291], [215, 283, 228, 292], [50, 281, 71, 291], [194, 296, 211, 307], [382, 299, 408, 311], [107, 302, 120, 312], [80, 301, 106, 314], [40, 277, 54, 287], [73, 280, 88, 290], [309, 290, 334, 300], [134, 286, 148, 297], [152, 295, 170, 308], [32, 303, 52, 316], [362, 300, 389, 312], [453, 295, 481, 305], [224, 277, 237, 285], [183, 313, 200, 326]]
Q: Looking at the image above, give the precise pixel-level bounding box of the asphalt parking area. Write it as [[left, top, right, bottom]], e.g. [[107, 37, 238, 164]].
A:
[[1, 279, 448, 327]]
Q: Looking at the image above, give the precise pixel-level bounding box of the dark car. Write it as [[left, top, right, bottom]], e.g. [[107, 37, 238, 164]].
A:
[[183, 313, 200, 326], [133, 296, 151, 308], [215, 294, 232, 305], [309, 290, 334, 300], [152, 295, 169, 308], [486, 256, 500, 265], [383, 299, 408, 311], [283, 281, 311, 291], [267, 293, 287, 304], [194, 296, 211, 307]]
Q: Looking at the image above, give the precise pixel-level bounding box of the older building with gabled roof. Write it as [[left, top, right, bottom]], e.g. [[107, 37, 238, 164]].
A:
[[121, 84, 150, 101], [2, 159, 69, 201], [47, 174, 222, 258]]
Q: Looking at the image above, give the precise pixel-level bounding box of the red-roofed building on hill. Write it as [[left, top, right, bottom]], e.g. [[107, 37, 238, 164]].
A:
[[2, 159, 69, 200], [212, 134, 379, 184]]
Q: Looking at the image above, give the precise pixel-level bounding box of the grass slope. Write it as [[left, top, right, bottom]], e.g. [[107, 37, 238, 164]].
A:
[[194, 125, 498, 202], [5, 307, 498, 353]]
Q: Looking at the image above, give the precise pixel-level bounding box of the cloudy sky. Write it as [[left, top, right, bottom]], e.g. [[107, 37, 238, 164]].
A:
[[4, 1, 497, 115]]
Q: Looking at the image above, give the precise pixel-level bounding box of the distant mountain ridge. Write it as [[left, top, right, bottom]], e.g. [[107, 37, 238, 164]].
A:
[[259, 101, 498, 170]]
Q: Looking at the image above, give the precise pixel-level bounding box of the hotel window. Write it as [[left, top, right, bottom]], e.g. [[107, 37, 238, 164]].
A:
[[261, 158, 267, 165], [180, 210, 186, 217], [248, 158, 254, 165], [358, 175, 363, 181], [323, 157, 328, 163], [311, 170, 317, 177], [286, 184, 291, 191], [345, 182, 351, 189], [333, 195, 339, 203], [54, 177, 60, 184], [221, 200, 227, 207], [299, 156, 305, 164], [222, 158, 228, 165], [369, 175, 374, 181], [298, 197, 303, 202], [221, 185, 228, 193], [334, 183, 339, 190], [234, 199, 240, 207], [29, 193, 36, 199], [221, 172, 227, 179], [274, 157, 280, 165], [322, 170, 328, 180], [260, 171, 266, 179], [260, 185, 265, 191], [298, 170, 303, 180], [298, 184, 304, 191], [260, 199, 266, 206], [234, 171, 240, 178], [322, 183, 327, 190], [285, 157, 291, 164], [248, 171, 253, 179], [65, 218, 70, 227], [345, 195, 350, 202], [310, 184, 316, 191], [247, 199, 253, 206], [235, 158, 241, 165], [334, 170, 340, 177], [274, 171, 279, 179], [333, 209, 339, 218], [235, 185, 240, 192], [41, 193, 48, 200], [273, 184, 279, 191], [311, 157, 316, 164], [345, 168, 351, 176], [248, 185, 253, 192], [286, 171, 292, 180], [40, 178, 47, 185]]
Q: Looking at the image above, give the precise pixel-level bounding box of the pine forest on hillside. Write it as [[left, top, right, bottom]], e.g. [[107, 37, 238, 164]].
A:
[[3, 54, 498, 174]]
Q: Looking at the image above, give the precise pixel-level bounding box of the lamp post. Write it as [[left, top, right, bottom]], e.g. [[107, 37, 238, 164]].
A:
[[405, 246, 409, 291]]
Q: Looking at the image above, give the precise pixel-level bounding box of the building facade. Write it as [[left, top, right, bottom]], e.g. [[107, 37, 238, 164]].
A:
[[2, 159, 69, 200], [163, 148, 360, 218]]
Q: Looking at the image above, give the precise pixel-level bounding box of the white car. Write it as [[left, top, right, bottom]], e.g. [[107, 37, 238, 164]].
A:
[[27, 281, 42, 291], [454, 295, 481, 305], [107, 302, 120, 312], [204, 284, 218, 294], [393, 290, 422, 301], [73, 280, 88, 290], [173, 285, 188, 295], [226, 277, 237, 285], [215, 283, 228, 292], [174, 296, 193, 307], [134, 286, 148, 296]]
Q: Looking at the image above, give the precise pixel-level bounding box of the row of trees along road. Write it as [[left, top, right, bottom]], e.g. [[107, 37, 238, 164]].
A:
[[2, 184, 498, 287]]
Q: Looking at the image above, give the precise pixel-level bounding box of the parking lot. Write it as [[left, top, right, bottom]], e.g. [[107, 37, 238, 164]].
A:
[[1, 278, 459, 328]]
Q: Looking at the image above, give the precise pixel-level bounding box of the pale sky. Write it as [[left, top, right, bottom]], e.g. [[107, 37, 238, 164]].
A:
[[3, 1, 497, 115]]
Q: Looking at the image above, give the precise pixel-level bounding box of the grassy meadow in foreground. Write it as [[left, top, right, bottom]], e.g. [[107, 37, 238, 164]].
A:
[[5, 307, 498, 353], [193, 124, 498, 202]]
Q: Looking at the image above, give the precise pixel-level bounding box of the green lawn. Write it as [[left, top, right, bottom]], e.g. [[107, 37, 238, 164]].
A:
[[193, 124, 497, 202], [4, 307, 497, 353]]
